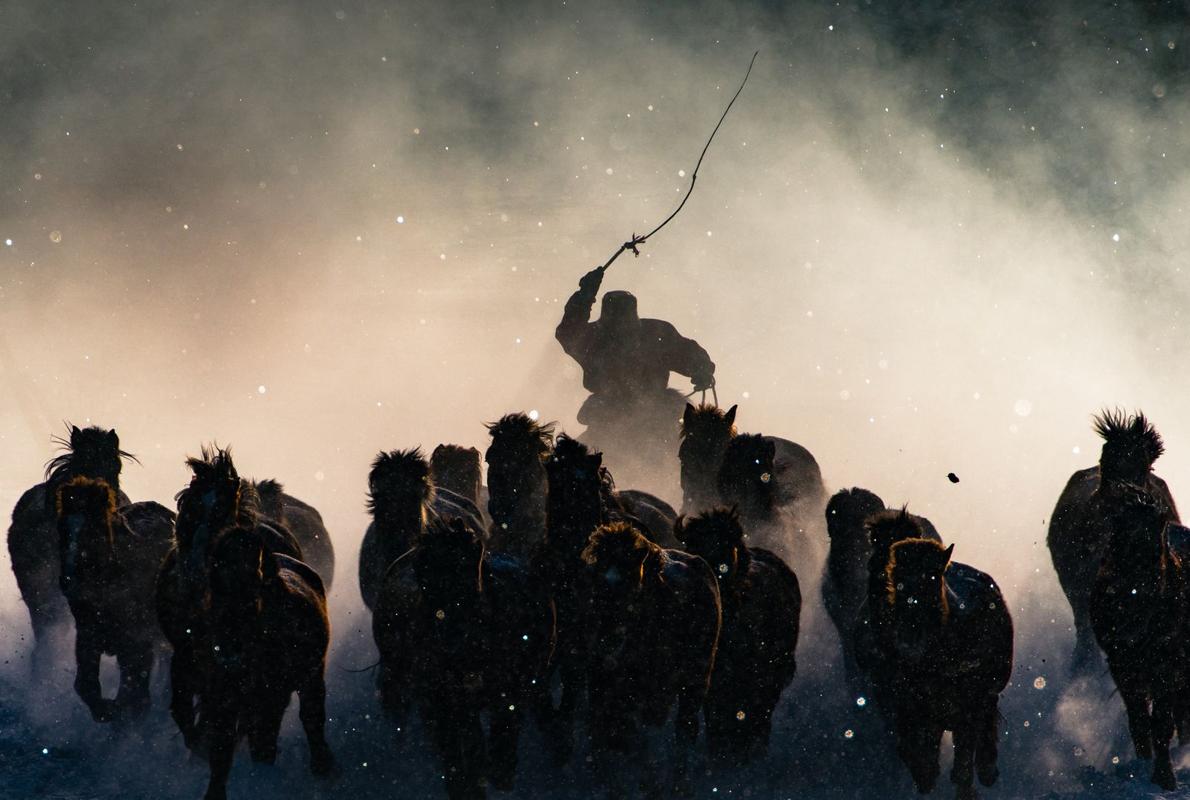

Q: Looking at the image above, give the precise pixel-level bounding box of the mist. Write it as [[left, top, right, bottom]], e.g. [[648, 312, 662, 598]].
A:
[[3, 1, 1190, 797]]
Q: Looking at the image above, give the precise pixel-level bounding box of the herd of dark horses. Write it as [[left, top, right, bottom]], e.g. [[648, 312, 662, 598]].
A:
[[1, 405, 1180, 798]]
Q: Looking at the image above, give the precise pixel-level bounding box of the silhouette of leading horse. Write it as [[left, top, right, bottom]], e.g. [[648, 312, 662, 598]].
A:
[[485, 413, 554, 556], [430, 443, 491, 526], [679, 403, 825, 515], [202, 524, 333, 800], [861, 538, 1013, 800], [56, 477, 175, 722], [252, 478, 336, 589], [9, 424, 135, 670], [674, 507, 799, 764], [372, 516, 555, 799], [1090, 481, 1188, 790], [156, 446, 303, 752], [1049, 409, 1179, 672], [581, 522, 721, 798]]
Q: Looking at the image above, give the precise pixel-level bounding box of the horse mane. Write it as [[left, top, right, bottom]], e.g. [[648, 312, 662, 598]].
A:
[[1093, 408, 1165, 465], [44, 423, 137, 483], [680, 403, 736, 440], [885, 537, 951, 617], [56, 476, 117, 519], [486, 413, 555, 458], [866, 506, 924, 547], [368, 448, 434, 513], [581, 520, 659, 568], [430, 444, 482, 491], [176, 444, 257, 529], [826, 487, 886, 539]]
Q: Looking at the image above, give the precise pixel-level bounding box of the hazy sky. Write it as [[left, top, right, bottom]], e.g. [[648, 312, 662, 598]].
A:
[[3, 0, 1190, 651]]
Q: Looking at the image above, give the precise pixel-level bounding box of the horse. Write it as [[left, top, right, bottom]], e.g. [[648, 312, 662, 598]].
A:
[[252, 478, 336, 589], [484, 413, 553, 556], [866, 538, 1013, 800], [717, 433, 826, 572], [678, 403, 825, 516], [202, 524, 334, 800], [581, 522, 721, 798], [823, 491, 942, 694], [673, 507, 799, 764], [430, 443, 491, 526], [1049, 409, 1179, 672], [56, 477, 175, 722], [1090, 481, 1188, 790], [9, 424, 136, 671], [372, 516, 555, 799], [156, 445, 303, 751]]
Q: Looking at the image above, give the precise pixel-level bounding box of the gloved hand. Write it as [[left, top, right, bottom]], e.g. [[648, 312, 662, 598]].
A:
[[578, 266, 605, 294], [691, 372, 716, 392]]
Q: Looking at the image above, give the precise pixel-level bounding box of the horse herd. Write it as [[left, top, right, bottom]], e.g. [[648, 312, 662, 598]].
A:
[[1, 405, 1181, 798]]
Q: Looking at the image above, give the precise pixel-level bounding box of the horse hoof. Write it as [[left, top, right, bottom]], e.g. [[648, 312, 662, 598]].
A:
[[311, 748, 336, 777], [977, 762, 999, 787], [954, 786, 978, 800]]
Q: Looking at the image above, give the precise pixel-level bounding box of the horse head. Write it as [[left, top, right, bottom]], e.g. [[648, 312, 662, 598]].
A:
[[430, 444, 484, 505], [546, 435, 606, 551], [368, 448, 433, 533], [45, 423, 135, 494], [485, 413, 553, 532], [176, 445, 244, 588], [1094, 408, 1165, 485], [679, 403, 736, 511], [673, 507, 750, 591], [56, 477, 118, 596], [885, 538, 954, 665], [581, 522, 661, 667], [716, 433, 775, 518]]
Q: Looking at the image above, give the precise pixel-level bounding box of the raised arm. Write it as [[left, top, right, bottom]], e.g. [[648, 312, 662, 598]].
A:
[[649, 320, 716, 390], [555, 266, 605, 360]]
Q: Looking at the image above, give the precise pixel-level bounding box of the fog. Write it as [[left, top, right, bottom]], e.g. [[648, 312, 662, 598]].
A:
[[2, 1, 1190, 797]]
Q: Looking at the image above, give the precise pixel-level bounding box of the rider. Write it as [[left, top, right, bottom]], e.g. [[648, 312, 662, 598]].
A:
[[555, 265, 715, 473]]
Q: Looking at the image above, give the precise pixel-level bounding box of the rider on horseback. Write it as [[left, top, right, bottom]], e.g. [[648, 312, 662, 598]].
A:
[[555, 265, 715, 494]]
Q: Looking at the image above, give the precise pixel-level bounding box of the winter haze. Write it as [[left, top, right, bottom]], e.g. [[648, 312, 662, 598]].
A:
[[2, 1, 1190, 797]]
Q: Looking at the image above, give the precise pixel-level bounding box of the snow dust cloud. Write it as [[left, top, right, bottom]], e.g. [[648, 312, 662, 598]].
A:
[[2, 1, 1190, 796]]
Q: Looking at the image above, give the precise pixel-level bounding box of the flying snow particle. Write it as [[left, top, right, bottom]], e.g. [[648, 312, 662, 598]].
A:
[[435, 609, 445, 620], [706, 230, 713, 237], [843, 729, 853, 739], [1112, 233, 1120, 242], [182, 224, 189, 230], [439, 254, 446, 260], [396, 216, 405, 224], [34, 173, 42, 181], [413, 128, 420, 135], [1014, 399, 1033, 417], [736, 711, 746, 721], [605, 167, 614, 175], [257, 385, 267, 394], [878, 359, 889, 370], [856, 697, 866, 707], [49, 229, 64, 242], [678, 169, 686, 178], [742, 391, 750, 399], [3, 239, 11, 247], [334, 9, 346, 20], [528, 409, 540, 421], [1072, 446, 1081, 455], [1034, 676, 1047, 690], [647, 104, 654, 111], [176, 143, 184, 151], [314, 470, 325, 482], [760, 472, 771, 484], [718, 564, 729, 574], [41, 748, 49, 755], [839, 390, 851, 401]]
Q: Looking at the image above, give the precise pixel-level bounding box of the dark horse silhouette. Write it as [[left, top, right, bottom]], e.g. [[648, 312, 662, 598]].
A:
[[581, 522, 721, 798], [1049, 409, 1179, 672], [673, 507, 799, 764], [1090, 481, 1189, 790], [860, 537, 1013, 800], [202, 524, 334, 800], [372, 516, 555, 799], [430, 443, 491, 525], [484, 413, 554, 556], [56, 477, 175, 722], [9, 424, 135, 671], [156, 446, 303, 752], [358, 448, 485, 613], [252, 478, 336, 589], [679, 403, 825, 516], [823, 490, 941, 695], [717, 433, 826, 572]]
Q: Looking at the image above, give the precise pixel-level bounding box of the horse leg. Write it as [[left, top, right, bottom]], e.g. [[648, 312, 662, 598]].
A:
[[248, 690, 289, 765], [1120, 683, 1154, 762], [975, 698, 1001, 787], [73, 628, 114, 722], [298, 673, 335, 776], [425, 704, 484, 800], [115, 641, 153, 720], [549, 651, 583, 766], [487, 698, 522, 791], [1151, 690, 1177, 790], [670, 683, 703, 798], [169, 650, 201, 750], [202, 693, 236, 800], [950, 721, 977, 800]]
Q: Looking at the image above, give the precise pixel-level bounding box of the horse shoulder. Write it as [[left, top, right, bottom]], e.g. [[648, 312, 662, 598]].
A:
[[10, 483, 47, 527], [659, 550, 721, 627], [1150, 474, 1181, 523]]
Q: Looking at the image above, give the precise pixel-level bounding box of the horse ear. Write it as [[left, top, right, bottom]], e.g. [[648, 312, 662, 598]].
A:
[[592, 452, 603, 469], [940, 543, 955, 568], [683, 403, 696, 427], [724, 405, 737, 426], [106, 429, 119, 447], [70, 425, 82, 446], [764, 438, 776, 460], [673, 515, 687, 543]]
